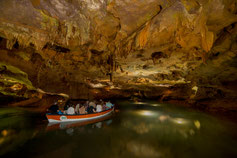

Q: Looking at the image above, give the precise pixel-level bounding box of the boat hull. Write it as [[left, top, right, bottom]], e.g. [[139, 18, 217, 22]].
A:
[[46, 107, 114, 123]]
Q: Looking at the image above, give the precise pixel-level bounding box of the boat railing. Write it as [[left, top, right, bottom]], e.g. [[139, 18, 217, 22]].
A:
[[46, 106, 114, 115]]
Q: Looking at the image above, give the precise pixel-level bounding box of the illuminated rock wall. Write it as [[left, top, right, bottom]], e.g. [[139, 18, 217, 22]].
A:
[[0, 0, 236, 110]]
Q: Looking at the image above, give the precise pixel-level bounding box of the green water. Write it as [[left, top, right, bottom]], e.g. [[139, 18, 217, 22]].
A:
[[1, 100, 237, 158]]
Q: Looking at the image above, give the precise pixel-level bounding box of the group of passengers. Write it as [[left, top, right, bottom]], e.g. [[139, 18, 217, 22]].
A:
[[48, 100, 113, 115]]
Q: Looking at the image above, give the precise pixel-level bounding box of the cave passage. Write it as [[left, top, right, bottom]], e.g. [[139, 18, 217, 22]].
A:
[[0, 0, 237, 157]]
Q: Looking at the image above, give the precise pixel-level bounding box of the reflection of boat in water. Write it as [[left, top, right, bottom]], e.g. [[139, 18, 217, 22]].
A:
[[46, 107, 114, 123]]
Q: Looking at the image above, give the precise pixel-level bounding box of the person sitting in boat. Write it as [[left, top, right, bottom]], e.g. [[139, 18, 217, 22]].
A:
[[96, 103, 102, 112], [89, 101, 96, 108], [102, 104, 107, 111], [105, 101, 113, 109], [63, 104, 69, 114], [87, 104, 96, 114], [75, 104, 80, 114], [79, 105, 87, 114], [47, 102, 59, 114], [57, 109, 63, 115], [84, 101, 89, 106], [67, 105, 75, 115], [100, 99, 105, 105]]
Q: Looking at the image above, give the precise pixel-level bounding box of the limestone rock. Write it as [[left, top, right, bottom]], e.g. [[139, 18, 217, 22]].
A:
[[0, 0, 236, 111]]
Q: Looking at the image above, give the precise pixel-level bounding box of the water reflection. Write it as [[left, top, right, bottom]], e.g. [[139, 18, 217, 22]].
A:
[[158, 114, 201, 129], [121, 109, 203, 140], [132, 102, 161, 107], [157, 114, 202, 138], [158, 115, 170, 122], [1, 101, 237, 158], [0, 108, 38, 156], [151, 103, 161, 107], [194, 120, 201, 129], [132, 102, 146, 105], [132, 122, 151, 134], [126, 141, 160, 157], [94, 122, 102, 128], [66, 128, 74, 135], [171, 117, 190, 124], [61, 119, 114, 136], [136, 110, 159, 117]]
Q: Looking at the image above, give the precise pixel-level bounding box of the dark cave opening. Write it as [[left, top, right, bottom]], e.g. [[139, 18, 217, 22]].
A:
[[0, 36, 7, 49], [43, 43, 70, 53]]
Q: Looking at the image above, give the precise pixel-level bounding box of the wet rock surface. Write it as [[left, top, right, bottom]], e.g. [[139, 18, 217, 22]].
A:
[[0, 0, 236, 113]]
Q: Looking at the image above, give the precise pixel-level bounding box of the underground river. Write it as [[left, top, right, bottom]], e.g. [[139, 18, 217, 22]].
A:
[[1, 100, 237, 158]]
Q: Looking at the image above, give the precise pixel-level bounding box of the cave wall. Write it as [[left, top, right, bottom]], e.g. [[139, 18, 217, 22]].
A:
[[0, 0, 236, 108]]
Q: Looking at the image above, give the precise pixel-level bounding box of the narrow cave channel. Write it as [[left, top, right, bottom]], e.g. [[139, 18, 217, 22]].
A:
[[0, 0, 237, 158]]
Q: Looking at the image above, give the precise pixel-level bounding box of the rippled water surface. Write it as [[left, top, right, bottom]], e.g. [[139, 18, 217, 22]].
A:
[[1, 100, 237, 158]]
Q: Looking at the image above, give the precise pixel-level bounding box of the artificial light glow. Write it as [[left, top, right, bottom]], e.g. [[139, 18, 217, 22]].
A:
[[151, 104, 161, 107], [154, 84, 171, 87], [89, 83, 106, 88], [132, 102, 161, 106], [1, 130, 8, 136], [171, 118, 189, 125], [142, 111, 153, 116], [136, 102, 146, 105], [133, 102, 146, 105], [110, 85, 121, 89], [136, 110, 158, 117], [158, 115, 170, 122], [194, 120, 201, 129]]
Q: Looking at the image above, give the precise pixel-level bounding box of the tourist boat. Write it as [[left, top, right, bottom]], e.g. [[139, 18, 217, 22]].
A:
[[46, 107, 114, 123], [46, 114, 113, 131]]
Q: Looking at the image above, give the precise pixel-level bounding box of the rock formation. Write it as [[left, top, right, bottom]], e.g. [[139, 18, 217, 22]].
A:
[[0, 0, 236, 112]]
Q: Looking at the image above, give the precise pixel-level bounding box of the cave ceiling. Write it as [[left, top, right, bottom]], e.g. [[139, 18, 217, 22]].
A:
[[0, 0, 236, 100]]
